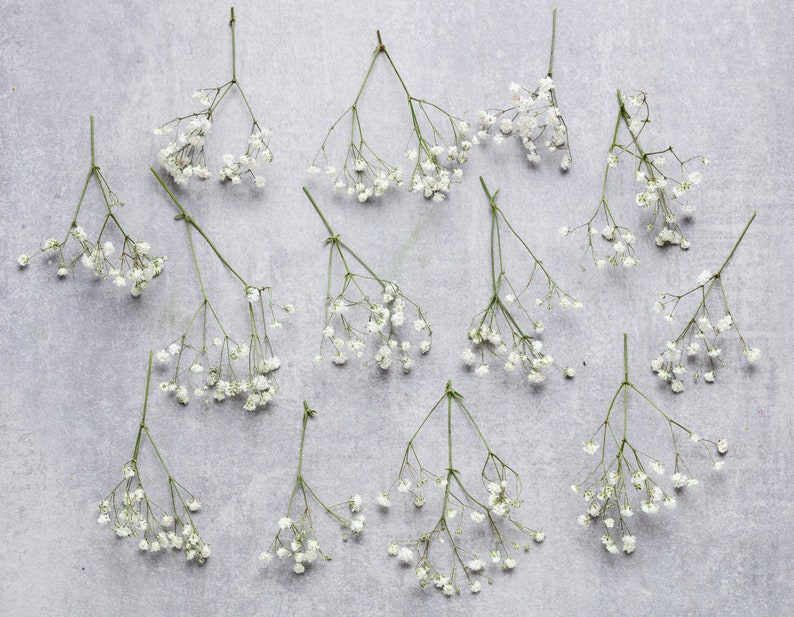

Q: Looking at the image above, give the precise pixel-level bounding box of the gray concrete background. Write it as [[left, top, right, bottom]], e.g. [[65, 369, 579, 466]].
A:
[[1, 0, 792, 615]]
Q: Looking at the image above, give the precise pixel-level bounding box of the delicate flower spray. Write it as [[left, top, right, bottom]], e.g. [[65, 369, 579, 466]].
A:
[[464, 177, 580, 383], [98, 352, 210, 562], [260, 402, 365, 574], [567, 90, 708, 268], [152, 171, 291, 409], [381, 382, 545, 595], [304, 188, 432, 371], [477, 8, 571, 170], [154, 8, 273, 187], [17, 116, 165, 295], [309, 31, 474, 203], [651, 211, 759, 392], [574, 335, 727, 554]]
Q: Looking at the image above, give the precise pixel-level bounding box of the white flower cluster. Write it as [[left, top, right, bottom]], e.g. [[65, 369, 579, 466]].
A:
[[309, 156, 404, 204], [581, 224, 640, 268], [576, 339, 727, 554], [478, 77, 571, 170], [615, 91, 707, 247], [469, 181, 580, 381], [405, 119, 473, 202], [155, 101, 272, 187], [385, 466, 544, 595], [260, 501, 366, 575], [261, 405, 365, 575], [384, 384, 544, 594], [18, 118, 166, 296], [98, 464, 210, 563], [157, 288, 291, 409], [464, 293, 580, 383], [570, 90, 707, 267], [20, 229, 166, 296], [651, 246, 760, 392], [575, 432, 725, 555], [310, 32, 474, 203], [317, 281, 431, 371]]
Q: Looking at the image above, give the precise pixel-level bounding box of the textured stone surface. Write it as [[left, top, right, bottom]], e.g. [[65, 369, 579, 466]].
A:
[[1, 1, 791, 615]]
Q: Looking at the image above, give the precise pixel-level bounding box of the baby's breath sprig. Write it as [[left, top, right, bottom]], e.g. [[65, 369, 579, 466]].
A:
[[567, 90, 708, 268], [154, 8, 273, 187], [260, 402, 365, 574], [304, 188, 432, 371], [152, 170, 292, 409], [17, 116, 165, 295], [477, 8, 572, 170], [309, 31, 474, 203], [651, 211, 759, 392], [98, 352, 210, 563], [574, 334, 727, 554], [463, 177, 580, 383], [381, 382, 544, 595]]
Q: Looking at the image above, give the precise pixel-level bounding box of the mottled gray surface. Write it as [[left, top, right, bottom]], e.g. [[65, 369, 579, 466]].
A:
[[1, 1, 792, 615]]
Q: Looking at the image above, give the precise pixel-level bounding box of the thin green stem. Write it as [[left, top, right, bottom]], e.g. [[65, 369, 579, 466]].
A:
[[618, 333, 630, 441], [131, 351, 155, 463], [90, 115, 97, 169], [622, 333, 629, 383], [715, 211, 757, 276], [304, 187, 386, 284], [297, 402, 312, 479], [548, 7, 557, 77], [185, 223, 209, 299], [229, 7, 237, 82], [151, 168, 248, 287], [353, 40, 382, 106], [447, 391, 453, 470], [303, 187, 336, 237]]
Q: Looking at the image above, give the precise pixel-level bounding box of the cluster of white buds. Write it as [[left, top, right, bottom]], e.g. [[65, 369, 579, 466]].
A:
[[98, 468, 210, 563], [467, 179, 580, 382], [477, 10, 570, 170], [384, 383, 544, 594], [310, 31, 474, 203], [19, 117, 166, 296], [21, 229, 166, 297], [575, 335, 727, 553], [99, 355, 210, 563], [261, 404, 364, 574], [405, 121, 473, 202], [155, 100, 272, 187], [570, 90, 707, 267], [154, 9, 273, 187], [157, 287, 291, 409], [306, 190, 432, 370], [153, 176, 292, 409], [479, 77, 571, 170], [651, 213, 759, 391], [319, 281, 431, 371]]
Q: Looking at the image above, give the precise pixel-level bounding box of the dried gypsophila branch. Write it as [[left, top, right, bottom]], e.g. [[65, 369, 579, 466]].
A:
[[17, 116, 165, 296], [477, 8, 572, 170], [463, 177, 580, 383], [573, 334, 727, 554], [260, 402, 365, 574], [651, 211, 760, 392], [152, 170, 292, 410], [565, 89, 708, 268], [309, 31, 475, 203], [154, 8, 273, 187], [380, 382, 544, 595], [304, 188, 432, 371], [98, 352, 210, 563]]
